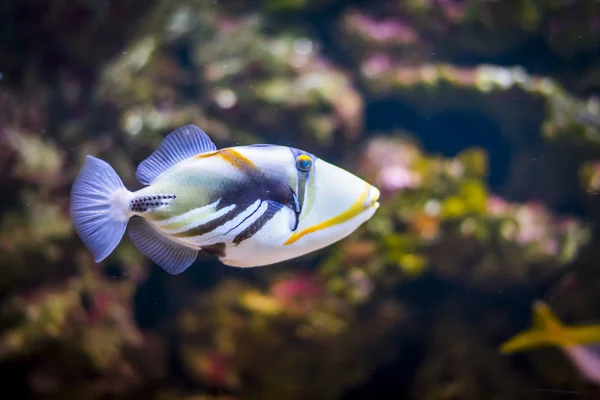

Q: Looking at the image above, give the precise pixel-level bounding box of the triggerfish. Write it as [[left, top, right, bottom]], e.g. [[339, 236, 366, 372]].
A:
[[500, 300, 600, 386], [70, 125, 380, 274]]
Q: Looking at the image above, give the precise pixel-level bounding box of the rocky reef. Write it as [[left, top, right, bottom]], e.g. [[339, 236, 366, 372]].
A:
[[1, 0, 599, 398]]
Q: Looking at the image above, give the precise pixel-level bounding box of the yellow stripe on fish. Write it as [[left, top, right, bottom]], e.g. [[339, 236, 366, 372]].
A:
[[284, 183, 371, 245]]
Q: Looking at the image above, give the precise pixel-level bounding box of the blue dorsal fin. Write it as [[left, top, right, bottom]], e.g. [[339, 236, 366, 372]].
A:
[[136, 125, 217, 185]]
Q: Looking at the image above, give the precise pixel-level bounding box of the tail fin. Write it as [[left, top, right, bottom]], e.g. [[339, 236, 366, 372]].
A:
[[70, 155, 134, 262]]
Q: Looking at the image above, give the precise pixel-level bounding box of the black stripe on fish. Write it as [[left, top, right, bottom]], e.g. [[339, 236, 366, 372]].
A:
[[289, 147, 317, 217], [201, 242, 227, 258], [174, 205, 240, 238], [233, 201, 284, 245], [224, 200, 263, 236], [290, 188, 300, 231], [174, 148, 301, 241], [130, 194, 176, 213]]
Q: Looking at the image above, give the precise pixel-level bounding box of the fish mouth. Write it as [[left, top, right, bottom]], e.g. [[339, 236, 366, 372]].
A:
[[367, 185, 381, 210]]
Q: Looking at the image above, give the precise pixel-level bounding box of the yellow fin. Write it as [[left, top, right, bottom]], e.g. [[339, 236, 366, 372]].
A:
[[569, 326, 600, 345], [500, 300, 600, 354], [532, 300, 564, 330], [500, 301, 568, 353], [499, 330, 559, 354]]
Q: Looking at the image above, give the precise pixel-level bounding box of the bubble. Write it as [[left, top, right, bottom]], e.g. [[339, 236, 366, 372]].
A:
[[293, 38, 313, 56], [122, 107, 143, 136], [215, 89, 237, 109], [424, 200, 440, 216]]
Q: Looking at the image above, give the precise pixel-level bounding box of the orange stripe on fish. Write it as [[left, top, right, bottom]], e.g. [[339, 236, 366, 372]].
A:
[[195, 148, 257, 174], [219, 148, 258, 173], [195, 150, 220, 159]]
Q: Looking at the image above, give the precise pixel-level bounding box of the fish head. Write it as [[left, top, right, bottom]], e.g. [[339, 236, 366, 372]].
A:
[[283, 152, 381, 248], [238, 144, 380, 249]]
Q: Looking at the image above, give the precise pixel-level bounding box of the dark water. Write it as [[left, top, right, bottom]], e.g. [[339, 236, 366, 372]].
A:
[[1, 1, 600, 399]]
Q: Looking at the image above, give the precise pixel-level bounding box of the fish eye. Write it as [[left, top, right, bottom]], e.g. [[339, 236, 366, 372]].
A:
[[296, 155, 312, 172]]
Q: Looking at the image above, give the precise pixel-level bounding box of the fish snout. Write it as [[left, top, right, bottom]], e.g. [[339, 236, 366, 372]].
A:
[[367, 185, 380, 210]]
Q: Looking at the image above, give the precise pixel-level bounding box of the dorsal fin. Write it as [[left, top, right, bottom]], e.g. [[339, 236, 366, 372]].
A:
[[532, 300, 564, 331], [136, 125, 217, 185]]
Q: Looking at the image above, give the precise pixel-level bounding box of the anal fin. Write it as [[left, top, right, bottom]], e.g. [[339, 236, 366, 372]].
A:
[[128, 216, 198, 274]]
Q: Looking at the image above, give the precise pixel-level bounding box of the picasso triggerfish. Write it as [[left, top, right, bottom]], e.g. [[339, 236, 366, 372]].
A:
[[70, 125, 380, 274]]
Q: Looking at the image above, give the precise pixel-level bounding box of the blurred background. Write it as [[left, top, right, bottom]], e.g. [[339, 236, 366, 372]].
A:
[[1, 0, 600, 399]]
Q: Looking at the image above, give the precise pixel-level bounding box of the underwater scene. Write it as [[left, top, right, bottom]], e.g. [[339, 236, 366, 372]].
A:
[[1, 0, 600, 399]]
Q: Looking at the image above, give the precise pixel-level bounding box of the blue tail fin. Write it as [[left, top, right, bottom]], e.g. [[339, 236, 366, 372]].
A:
[[70, 155, 134, 262]]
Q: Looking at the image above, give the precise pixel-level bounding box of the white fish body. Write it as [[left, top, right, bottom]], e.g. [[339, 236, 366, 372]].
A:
[[70, 125, 380, 274]]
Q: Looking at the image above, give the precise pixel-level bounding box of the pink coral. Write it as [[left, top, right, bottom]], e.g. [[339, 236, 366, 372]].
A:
[[86, 291, 111, 323], [271, 273, 325, 315], [486, 195, 509, 215], [514, 202, 549, 245], [436, 0, 468, 22], [360, 136, 422, 197], [351, 13, 419, 44], [203, 351, 234, 387], [379, 165, 422, 191], [361, 54, 393, 77]]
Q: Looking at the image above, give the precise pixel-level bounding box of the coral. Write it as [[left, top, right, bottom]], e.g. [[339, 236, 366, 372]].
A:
[[337, 1, 600, 61], [1, 0, 600, 398], [357, 61, 600, 147], [0, 0, 177, 76], [412, 311, 531, 400], [321, 135, 590, 291], [99, 7, 363, 157], [0, 265, 161, 398], [176, 275, 405, 399], [356, 60, 600, 209]]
